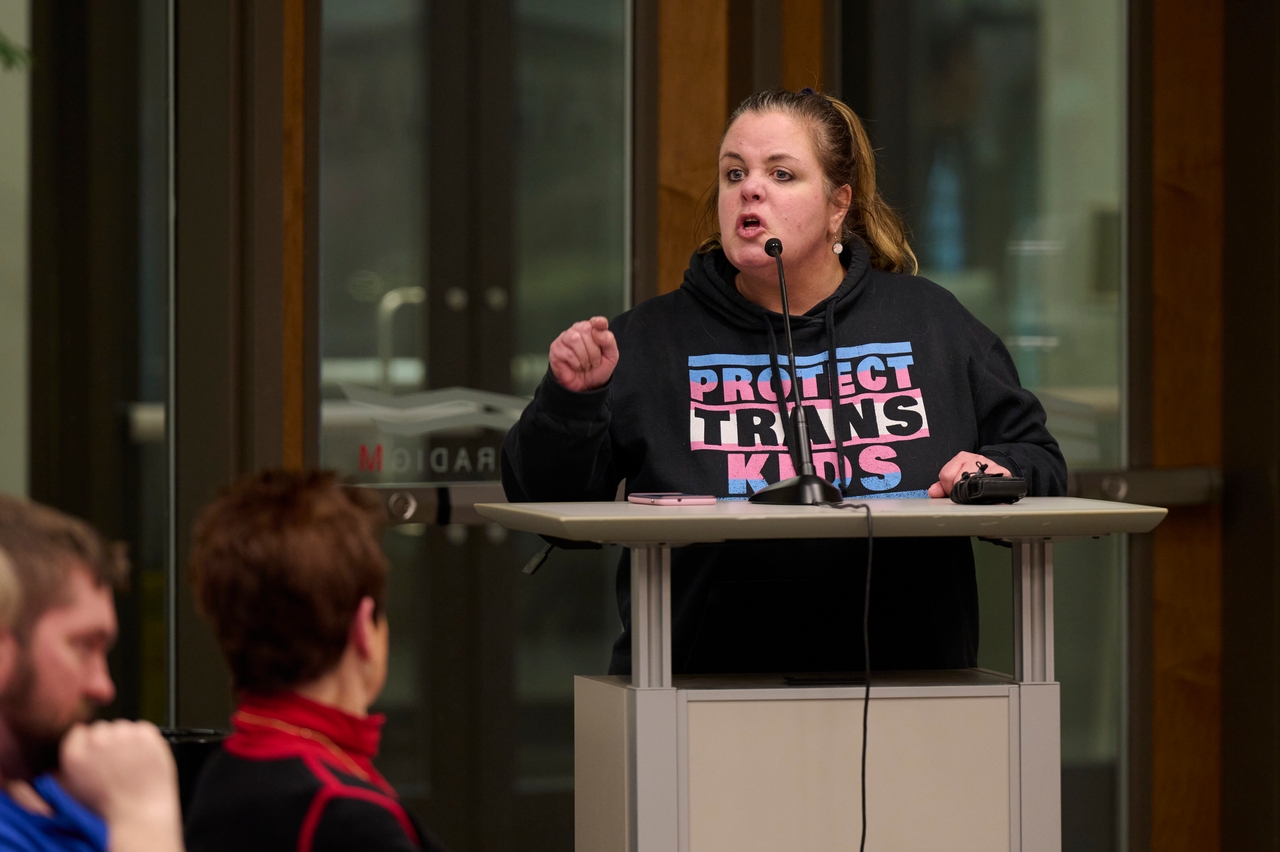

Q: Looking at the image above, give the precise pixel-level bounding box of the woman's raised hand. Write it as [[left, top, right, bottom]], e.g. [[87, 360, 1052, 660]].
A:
[[549, 316, 619, 392]]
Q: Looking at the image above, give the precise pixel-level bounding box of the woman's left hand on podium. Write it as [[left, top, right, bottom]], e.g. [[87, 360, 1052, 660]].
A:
[[927, 452, 1012, 498]]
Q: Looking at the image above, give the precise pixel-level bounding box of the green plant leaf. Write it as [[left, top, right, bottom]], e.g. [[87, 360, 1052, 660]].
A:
[[0, 29, 30, 71]]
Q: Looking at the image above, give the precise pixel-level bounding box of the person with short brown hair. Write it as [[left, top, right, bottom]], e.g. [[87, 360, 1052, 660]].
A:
[[0, 498, 128, 640], [189, 469, 388, 694], [0, 494, 183, 852], [184, 470, 442, 852]]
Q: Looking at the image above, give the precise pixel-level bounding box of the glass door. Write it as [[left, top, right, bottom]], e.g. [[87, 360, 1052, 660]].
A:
[[846, 1, 1127, 849], [318, 1, 629, 848], [14, 0, 174, 727], [0, 6, 28, 501]]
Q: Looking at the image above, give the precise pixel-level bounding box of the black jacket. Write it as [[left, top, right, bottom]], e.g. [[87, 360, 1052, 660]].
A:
[[503, 240, 1066, 675], [184, 694, 444, 852]]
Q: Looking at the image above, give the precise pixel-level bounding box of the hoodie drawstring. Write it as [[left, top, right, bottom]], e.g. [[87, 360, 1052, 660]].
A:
[[824, 299, 849, 495], [764, 303, 848, 495], [762, 318, 799, 471]]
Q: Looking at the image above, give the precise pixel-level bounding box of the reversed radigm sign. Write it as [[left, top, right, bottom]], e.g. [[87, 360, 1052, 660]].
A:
[[339, 385, 530, 436], [337, 385, 531, 481]]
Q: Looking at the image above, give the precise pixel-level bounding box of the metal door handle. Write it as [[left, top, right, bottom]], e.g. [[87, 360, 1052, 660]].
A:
[[347, 483, 507, 526]]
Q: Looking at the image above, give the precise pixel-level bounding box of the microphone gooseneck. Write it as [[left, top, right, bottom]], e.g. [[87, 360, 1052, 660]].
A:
[[769, 241, 815, 479], [748, 239, 842, 505]]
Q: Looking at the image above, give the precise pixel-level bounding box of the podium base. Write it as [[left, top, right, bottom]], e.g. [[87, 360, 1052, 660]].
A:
[[748, 474, 842, 505]]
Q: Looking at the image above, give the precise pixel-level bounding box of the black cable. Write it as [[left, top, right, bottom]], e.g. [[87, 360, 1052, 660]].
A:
[[858, 503, 872, 852], [822, 500, 872, 851]]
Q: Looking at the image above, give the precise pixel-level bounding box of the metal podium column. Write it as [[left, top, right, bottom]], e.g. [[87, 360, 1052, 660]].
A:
[[629, 545, 678, 851], [631, 545, 673, 689], [1012, 539, 1062, 852], [1014, 540, 1055, 683]]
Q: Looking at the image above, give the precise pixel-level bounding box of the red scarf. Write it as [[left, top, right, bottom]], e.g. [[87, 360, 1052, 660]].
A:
[[225, 691, 395, 797]]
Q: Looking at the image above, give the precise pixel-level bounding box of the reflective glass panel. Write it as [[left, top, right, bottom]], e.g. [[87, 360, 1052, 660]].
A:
[[3, 0, 174, 724], [319, 0, 628, 846], [0, 5, 30, 498], [859, 1, 1126, 848]]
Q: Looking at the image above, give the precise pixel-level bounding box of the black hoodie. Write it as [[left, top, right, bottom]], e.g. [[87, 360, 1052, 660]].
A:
[[502, 239, 1066, 675]]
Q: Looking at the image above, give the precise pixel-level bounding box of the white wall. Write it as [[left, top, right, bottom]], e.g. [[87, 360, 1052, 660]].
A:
[[0, 0, 27, 497]]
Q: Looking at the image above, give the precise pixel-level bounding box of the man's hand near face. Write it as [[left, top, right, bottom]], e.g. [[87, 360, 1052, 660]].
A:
[[58, 720, 183, 852]]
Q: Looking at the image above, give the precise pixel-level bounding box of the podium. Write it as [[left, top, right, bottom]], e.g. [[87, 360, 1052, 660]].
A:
[[476, 498, 1165, 852]]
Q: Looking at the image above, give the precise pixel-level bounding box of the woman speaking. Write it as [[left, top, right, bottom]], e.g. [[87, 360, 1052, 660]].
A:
[[502, 89, 1065, 676]]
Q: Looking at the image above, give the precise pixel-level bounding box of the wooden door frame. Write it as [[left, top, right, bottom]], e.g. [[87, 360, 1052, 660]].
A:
[[1132, 1, 1280, 850], [1220, 1, 1280, 849], [172, 0, 321, 727]]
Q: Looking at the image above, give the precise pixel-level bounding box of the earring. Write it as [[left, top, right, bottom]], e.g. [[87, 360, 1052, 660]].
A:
[[833, 242, 844, 255]]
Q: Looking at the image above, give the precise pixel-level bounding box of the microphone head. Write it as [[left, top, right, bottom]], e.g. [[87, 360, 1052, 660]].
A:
[[764, 238, 783, 257]]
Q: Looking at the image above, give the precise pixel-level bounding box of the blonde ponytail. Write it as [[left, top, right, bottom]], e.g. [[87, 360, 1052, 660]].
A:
[[825, 96, 918, 273]]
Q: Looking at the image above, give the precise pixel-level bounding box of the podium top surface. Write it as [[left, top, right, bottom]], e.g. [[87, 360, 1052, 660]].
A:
[[475, 497, 1166, 545]]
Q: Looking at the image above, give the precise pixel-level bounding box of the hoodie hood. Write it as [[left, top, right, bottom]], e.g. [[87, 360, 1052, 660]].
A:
[[679, 236, 873, 335]]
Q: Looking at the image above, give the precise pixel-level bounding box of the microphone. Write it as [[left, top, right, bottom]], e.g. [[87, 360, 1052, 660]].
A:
[[749, 239, 843, 505]]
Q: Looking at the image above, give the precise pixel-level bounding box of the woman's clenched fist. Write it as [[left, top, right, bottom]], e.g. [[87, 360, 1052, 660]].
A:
[[549, 316, 619, 392]]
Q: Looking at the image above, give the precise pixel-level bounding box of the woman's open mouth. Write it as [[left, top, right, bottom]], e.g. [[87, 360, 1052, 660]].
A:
[[736, 214, 765, 238]]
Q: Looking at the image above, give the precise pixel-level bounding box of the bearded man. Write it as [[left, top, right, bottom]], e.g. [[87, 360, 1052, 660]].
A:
[[0, 495, 183, 852]]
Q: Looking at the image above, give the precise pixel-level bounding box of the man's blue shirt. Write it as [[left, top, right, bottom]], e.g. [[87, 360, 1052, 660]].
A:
[[0, 776, 107, 852]]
